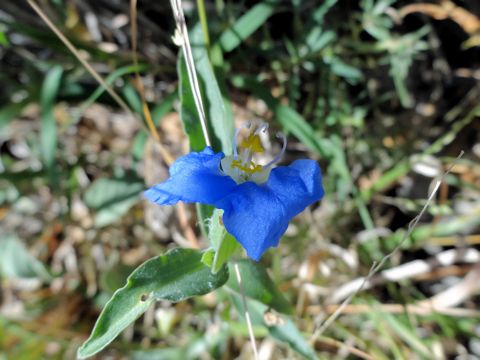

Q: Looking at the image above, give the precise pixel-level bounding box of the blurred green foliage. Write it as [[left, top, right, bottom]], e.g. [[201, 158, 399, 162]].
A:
[[1, 0, 480, 359]]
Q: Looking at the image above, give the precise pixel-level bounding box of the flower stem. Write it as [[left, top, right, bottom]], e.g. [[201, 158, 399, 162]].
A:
[[196, 0, 210, 47]]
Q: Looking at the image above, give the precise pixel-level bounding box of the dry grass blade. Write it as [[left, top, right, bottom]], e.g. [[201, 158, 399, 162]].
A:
[[169, 0, 211, 147], [307, 303, 480, 318], [426, 234, 480, 247], [28, 0, 174, 167], [130, 0, 175, 166], [130, 0, 197, 248], [400, 1, 480, 35], [27, 0, 133, 119], [315, 337, 376, 360], [417, 263, 480, 309]]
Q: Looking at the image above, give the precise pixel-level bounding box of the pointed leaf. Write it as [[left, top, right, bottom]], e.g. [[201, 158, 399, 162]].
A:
[[190, 25, 234, 154], [84, 177, 144, 228], [0, 235, 51, 281], [212, 234, 239, 274], [206, 209, 240, 274], [40, 65, 63, 174], [177, 51, 207, 152], [77, 248, 229, 359], [219, 1, 279, 52]]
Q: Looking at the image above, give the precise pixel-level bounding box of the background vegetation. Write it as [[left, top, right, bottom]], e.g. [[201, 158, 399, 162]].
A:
[[1, 0, 479, 358]]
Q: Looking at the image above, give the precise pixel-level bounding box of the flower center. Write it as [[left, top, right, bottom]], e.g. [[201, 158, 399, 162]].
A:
[[240, 133, 264, 154], [221, 123, 286, 184], [231, 159, 263, 175]]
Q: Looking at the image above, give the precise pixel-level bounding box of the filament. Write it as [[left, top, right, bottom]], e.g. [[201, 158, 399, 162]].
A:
[[233, 122, 251, 158], [265, 132, 287, 168], [254, 122, 269, 135]]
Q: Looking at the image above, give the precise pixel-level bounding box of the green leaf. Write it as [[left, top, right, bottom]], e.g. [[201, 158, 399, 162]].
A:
[[329, 57, 363, 82], [132, 92, 176, 161], [230, 293, 317, 360], [212, 234, 239, 274], [0, 235, 51, 281], [219, 1, 278, 52], [312, 0, 338, 23], [196, 203, 215, 239], [382, 312, 431, 357], [227, 260, 292, 315], [178, 25, 234, 153], [131, 349, 186, 360], [40, 65, 63, 174], [122, 82, 142, 114], [200, 248, 215, 267], [207, 209, 227, 250], [361, 0, 396, 40], [84, 177, 144, 228], [305, 29, 336, 53], [205, 209, 240, 274], [0, 31, 8, 47], [178, 51, 206, 152], [191, 25, 234, 154], [77, 248, 229, 359]]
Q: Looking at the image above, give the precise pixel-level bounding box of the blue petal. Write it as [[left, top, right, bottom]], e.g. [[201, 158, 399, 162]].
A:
[[144, 147, 237, 206], [216, 160, 324, 260], [268, 159, 324, 214]]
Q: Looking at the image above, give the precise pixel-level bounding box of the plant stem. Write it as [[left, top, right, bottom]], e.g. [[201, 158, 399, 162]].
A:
[[196, 0, 210, 47]]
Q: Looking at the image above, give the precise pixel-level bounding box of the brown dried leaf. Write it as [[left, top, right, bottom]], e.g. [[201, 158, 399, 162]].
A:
[[400, 1, 480, 35]]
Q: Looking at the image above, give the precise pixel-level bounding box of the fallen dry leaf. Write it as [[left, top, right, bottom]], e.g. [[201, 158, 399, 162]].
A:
[[400, 1, 480, 35]]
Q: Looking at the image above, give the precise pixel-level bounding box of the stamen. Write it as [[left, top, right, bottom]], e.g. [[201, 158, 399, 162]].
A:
[[254, 122, 269, 135], [241, 134, 264, 154], [265, 132, 287, 168], [233, 122, 251, 158], [232, 159, 263, 175]]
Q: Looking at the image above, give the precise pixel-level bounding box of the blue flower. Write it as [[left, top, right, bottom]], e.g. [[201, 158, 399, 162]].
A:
[[145, 124, 324, 261]]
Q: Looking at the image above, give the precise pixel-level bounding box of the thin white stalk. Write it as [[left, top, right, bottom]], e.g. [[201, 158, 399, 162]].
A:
[[170, 0, 211, 147], [234, 263, 259, 360]]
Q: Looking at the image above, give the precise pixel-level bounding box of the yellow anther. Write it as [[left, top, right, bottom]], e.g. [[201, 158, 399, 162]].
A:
[[240, 134, 264, 153], [232, 159, 263, 175]]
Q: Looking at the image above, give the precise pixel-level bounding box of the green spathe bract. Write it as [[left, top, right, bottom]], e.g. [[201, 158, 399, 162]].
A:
[[77, 248, 229, 359]]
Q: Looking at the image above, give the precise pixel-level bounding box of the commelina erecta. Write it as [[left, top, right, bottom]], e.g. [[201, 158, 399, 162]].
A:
[[145, 123, 324, 261]]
